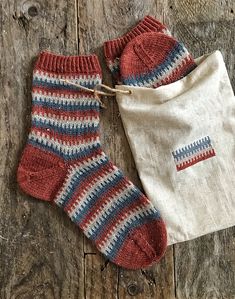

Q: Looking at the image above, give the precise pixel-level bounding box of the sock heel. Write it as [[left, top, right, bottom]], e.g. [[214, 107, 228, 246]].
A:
[[17, 144, 67, 201]]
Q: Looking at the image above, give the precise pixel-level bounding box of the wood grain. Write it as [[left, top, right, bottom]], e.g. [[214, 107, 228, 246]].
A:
[[0, 0, 84, 298], [0, 0, 234, 298]]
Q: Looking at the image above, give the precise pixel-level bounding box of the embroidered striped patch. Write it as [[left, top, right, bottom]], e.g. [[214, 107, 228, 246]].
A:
[[172, 136, 216, 171]]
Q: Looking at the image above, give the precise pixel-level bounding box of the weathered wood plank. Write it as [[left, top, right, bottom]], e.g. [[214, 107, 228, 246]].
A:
[[0, 0, 85, 298], [117, 248, 174, 299], [84, 254, 119, 299]]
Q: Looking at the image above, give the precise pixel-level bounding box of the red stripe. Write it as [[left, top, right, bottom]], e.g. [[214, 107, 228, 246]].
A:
[[32, 86, 96, 97], [64, 160, 115, 213], [79, 178, 130, 230], [34, 52, 102, 76], [95, 195, 145, 248], [31, 127, 99, 144], [176, 150, 216, 171], [32, 106, 99, 119]]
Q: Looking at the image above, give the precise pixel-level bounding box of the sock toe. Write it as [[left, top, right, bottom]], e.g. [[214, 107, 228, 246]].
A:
[[113, 219, 167, 269], [120, 31, 196, 87]]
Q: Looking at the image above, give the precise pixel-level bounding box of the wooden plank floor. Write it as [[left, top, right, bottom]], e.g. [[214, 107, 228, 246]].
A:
[[0, 0, 235, 298]]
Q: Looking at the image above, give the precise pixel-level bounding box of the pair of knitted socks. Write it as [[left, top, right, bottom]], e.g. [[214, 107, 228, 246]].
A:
[[17, 16, 196, 270], [104, 15, 196, 87]]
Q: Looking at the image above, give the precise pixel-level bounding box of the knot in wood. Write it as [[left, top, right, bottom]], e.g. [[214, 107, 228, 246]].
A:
[[127, 282, 141, 296], [28, 5, 38, 17], [20, 0, 41, 19]]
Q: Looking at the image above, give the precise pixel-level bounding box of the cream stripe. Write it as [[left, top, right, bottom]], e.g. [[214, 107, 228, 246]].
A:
[[32, 113, 99, 127], [29, 131, 100, 154], [32, 91, 99, 105], [34, 69, 101, 83]]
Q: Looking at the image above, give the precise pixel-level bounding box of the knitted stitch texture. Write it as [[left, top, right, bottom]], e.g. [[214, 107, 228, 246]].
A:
[[120, 32, 197, 87], [17, 51, 167, 269], [104, 15, 169, 82]]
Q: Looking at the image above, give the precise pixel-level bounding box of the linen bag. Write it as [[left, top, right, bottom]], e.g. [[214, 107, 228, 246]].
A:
[[116, 51, 235, 245]]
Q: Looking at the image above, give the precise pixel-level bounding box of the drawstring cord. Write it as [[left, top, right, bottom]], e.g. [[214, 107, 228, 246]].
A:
[[60, 79, 131, 108]]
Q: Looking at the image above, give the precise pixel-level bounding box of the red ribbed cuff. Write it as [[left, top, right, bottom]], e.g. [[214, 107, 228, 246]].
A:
[[35, 51, 102, 75], [104, 16, 167, 60]]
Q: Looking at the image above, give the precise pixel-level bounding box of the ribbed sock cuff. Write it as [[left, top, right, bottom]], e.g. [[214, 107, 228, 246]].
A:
[[104, 16, 168, 61], [35, 51, 102, 75]]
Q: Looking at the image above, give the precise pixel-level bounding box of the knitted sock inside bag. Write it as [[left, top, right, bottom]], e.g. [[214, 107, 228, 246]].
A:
[[104, 15, 170, 83]]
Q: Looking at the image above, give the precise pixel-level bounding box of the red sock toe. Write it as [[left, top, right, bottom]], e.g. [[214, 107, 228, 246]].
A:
[[113, 219, 167, 269]]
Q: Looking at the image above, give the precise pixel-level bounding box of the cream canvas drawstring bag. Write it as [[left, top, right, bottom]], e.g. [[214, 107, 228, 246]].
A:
[[116, 51, 235, 245]]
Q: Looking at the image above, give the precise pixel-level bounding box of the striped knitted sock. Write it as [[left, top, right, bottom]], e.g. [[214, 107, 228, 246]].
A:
[[104, 16, 169, 83], [119, 32, 197, 87], [17, 51, 167, 269]]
